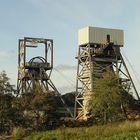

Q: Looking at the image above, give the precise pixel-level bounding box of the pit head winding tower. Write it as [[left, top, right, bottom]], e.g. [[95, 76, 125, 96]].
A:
[[17, 37, 56, 96], [74, 26, 140, 120], [17, 37, 73, 117]]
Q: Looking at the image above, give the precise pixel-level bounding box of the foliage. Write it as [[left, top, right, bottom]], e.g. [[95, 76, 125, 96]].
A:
[[61, 92, 75, 107], [12, 127, 26, 140], [0, 71, 17, 132], [0, 71, 13, 94], [15, 81, 58, 130], [24, 120, 140, 140], [89, 68, 135, 123]]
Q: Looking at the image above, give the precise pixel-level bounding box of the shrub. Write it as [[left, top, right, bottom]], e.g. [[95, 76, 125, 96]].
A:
[[11, 127, 26, 140]]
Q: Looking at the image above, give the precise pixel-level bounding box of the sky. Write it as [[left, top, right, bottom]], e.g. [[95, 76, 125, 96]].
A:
[[0, 0, 140, 94]]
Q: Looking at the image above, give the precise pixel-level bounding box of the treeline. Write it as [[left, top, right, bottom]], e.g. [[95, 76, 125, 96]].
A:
[[0, 69, 140, 137], [0, 71, 19, 132], [0, 70, 75, 133]]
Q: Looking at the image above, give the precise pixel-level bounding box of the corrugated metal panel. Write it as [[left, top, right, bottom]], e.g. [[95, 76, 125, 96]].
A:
[[78, 27, 89, 46], [78, 26, 124, 46]]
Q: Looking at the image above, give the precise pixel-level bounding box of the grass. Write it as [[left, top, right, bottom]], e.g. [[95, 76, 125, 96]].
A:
[[24, 120, 140, 140], [12, 127, 26, 140]]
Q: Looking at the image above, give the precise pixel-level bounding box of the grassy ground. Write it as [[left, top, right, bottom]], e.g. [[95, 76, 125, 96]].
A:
[[24, 121, 140, 140]]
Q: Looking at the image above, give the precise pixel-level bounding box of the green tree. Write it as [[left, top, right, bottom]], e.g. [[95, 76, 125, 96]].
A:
[[16, 82, 57, 130], [0, 71, 16, 132], [89, 69, 133, 123]]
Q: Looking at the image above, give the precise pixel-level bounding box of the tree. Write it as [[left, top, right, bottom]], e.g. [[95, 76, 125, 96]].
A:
[[89, 69, 133, 123], [0, 71, 16, 132], [16, 82, 57, 130], [61, 92, 75, 107]]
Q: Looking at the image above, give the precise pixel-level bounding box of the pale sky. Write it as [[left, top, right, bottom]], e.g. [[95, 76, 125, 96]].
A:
[[0, 0, 140, 94]]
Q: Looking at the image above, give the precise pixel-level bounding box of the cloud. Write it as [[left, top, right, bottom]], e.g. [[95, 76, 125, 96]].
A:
[[54, 64, 76, 71], [51, 64, 76, 94], [57, 85, 76, 94], [52, 64, 76, 85], [0, 50, 15, 57]]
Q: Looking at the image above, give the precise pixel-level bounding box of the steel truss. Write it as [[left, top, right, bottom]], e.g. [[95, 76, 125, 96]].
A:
[[17, 37, 73, 117], [74, 43, 140, 120]]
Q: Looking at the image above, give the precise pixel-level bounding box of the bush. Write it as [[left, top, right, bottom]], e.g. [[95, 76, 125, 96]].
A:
[[11, 127, 26, 140]]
